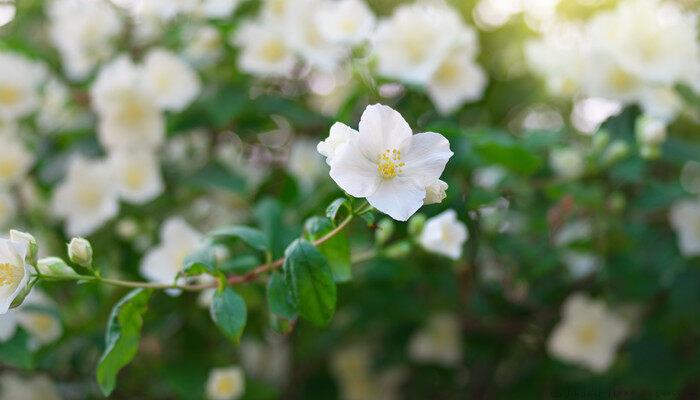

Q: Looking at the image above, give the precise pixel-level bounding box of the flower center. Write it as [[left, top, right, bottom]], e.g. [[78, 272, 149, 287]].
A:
[[0, 262, 22, 286], [125, 166, 145, 190], [0, 158, 18, 179], [215, 377, 236, 395], [260, 40, 287, 62], [0, 85, 21, 106], [576, 324, 600, 346], [377, 149, 405, 179]]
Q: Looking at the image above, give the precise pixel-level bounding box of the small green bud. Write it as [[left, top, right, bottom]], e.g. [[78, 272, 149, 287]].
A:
[[592, 130, 610, 153], [383, 241, 412, 259], [408, 213, 427, 236], [10, 230, 38, 267], [37, 257, 79, 278], [375, 218, 394, 244], [608, 192, 626, 213], [67, 237, 93, 269], [639, 144, 661, 159], [602, 140, 630, 165], [10, 278, 36, 310]]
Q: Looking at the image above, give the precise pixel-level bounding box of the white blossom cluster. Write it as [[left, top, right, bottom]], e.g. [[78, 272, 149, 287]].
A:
[[231, 0, 487, 115], [526, 0, 700, 124], [52, 50, 200, 237]]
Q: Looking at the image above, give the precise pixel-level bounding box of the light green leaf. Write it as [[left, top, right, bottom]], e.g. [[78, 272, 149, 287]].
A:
[[283, 239, 337, 327], [304, 216, 351, 282], [267, 271, 297, 320], [96, 289, 152, 396], [183, 246, 216, 276], [326, 198, 351, 223], [210, 287, 247, 343], [209, 225, 270, 252]]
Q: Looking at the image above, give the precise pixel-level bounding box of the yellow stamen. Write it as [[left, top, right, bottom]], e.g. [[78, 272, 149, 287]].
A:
[[377, 149, 405, 179], [0, 262, 22, 286], [0, 85, 21, 106], [577, 325, 600, 346]]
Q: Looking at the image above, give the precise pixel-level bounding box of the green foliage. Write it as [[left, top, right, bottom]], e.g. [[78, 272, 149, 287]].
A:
[[209, 287, 247, 344], [96, 289, 152, 396], [304, 216, 352, 282], [283, 239, 337, 327]]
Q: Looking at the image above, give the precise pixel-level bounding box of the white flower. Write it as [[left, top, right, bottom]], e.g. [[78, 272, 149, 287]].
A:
[[314, 0, 376, 45], [635, 115, 667, 146], [91, 56, 165, 151], [0, 52, 45, 120], [419, 209, 468, 260], [284, 0, 349, 71], [140, 217, 203, 290], [184, 25, 224, 66], [423, 179, 448, 205], [51, 156, 119, 237], [428, 51, 487, 115], [47, 0, 122, 80], [288, 139, 326, 190], [0, 133, 33, 186], [327, 104, 453, 221], [233, 16, 297, 78], [549, 147, 584, 180], [240, 337, 290, 386], [14, 290, 63, 347], [408, 313, 462, 366], [561, 251, 602, 279], [0, 192, 16, 229], [638, 86, 682, 123], [670, 197, 700, 257], [372, 3, 468, 85], [0, 373, 62, 400], [317, 122, 357, 164], [108, 150, 164, 204], [331, 344, 405, 400], [548, 293, 629, 373], [206, 366, 245, 400], [199, 0, 241, 19], [142, 48, 201, 112], [0, 235, 30, 314]]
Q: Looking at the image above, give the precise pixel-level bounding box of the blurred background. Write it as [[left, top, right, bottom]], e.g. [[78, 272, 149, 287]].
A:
[[1, 0, 700, 398]]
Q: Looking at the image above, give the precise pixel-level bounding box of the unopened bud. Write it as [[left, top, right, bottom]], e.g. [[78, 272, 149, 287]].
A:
[[10, 230, 38, 267], [424, 180, 448, 205], [383, 241, 412, 259], [408, 214, 427, 237], [68, 237, 93, 268], [375, 218, 394, 244], [602, 141, 630, 165], [37, 257, 79, 278]]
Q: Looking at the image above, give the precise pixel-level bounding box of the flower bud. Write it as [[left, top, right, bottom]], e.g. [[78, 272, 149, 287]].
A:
[[10, 230, 38, 267], [375, 218, 394, 245], [37, 257, 79, 278], [602, 141, 630, 165], [408, 213, 427, 237], [67, 237, 93, 268], [383, 241, 412, 259], [635, 115, 667, 146], [424, 180, 448, 205]]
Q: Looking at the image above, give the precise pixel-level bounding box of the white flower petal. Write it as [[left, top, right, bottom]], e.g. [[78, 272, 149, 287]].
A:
[[400, 132, 453, 187], [357, 104, 412, 159], [329, 138, 380, 197], [367, 177, 425, 221]]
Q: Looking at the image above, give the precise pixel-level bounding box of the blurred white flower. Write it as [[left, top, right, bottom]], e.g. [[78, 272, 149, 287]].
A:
[[0, 52, 45, 120], [331, 344, 405, 400], [372, 3, 470, 85], [52, 156, 119, 237], [233, 16, 297, 78], [288, 139, 326, 190], [0, 133, 33, 186], [419, 209, 468, 260], [548, 293, 629, 373], [561, 250, 602, 279], [140, 217, 203, 290], [142, 48, 201, 112], [408, 313, 462, 366], [670, 197, 700, 257], [638, 86, 683, 123], [317, 122, 357, 164], [0, 192, 16, 228], [206, 366, 245, 400], [423, 179, 448, 205], [284, 0, 349, 71], [549, 147, 584, 180], [0, 373, 61, 400], [315, 0, 376, 45], [0, 235, 30, 314], [472, 166, 505, 190], [184, 25, 224, 66], [199, 0, 241, 19], [680, 161, 700, 195], [240, 336, 290, 386], [91, 57, 165, 151], [327, 104, 453, 221], [428, 51, 487, 115], [14, 290, 63, 347], [0, 2, 16, 27], [37, 78, 85, 133], [47, 0, 122, 80], [307, 67, 355, 116], [109, 150, 164, 204], [635, 115, 667, 147]]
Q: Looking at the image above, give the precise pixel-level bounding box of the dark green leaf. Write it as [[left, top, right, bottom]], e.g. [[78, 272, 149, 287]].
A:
[[209, 225, 270, 252], [0, 329, 33, 369], [210, 287, 247, 343], [267, 271, 298, 319], [96, 289, 152, 396], [304, 216, 351, 282], [326, 198, 351, 223], [283, 239, 337, 327]]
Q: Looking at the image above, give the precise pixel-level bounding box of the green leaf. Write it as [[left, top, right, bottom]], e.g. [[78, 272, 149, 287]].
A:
[[283, 239, 337, 327], [326, 198, 351, 223], [472, 135, 542, 176], [210, 287, 247, 343], [267, 271, 298, 319], [304, 216, 352, 282], [96, 289, 152, 396], [183, 245, 216, 276], [209, 225, 270, 252], [0, 329, 33, 369]]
